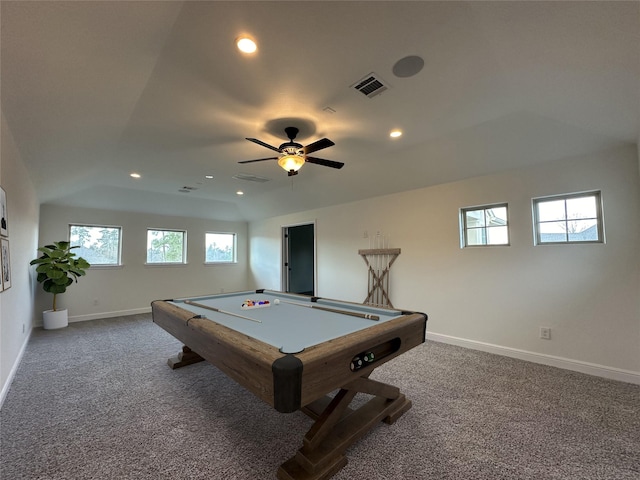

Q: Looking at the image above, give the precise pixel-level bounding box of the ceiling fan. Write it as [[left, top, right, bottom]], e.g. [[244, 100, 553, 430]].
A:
[[239, 127, 344, 176]]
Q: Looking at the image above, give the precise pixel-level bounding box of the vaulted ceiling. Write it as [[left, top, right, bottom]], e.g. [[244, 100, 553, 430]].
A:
[[2, 1, 638, 221]]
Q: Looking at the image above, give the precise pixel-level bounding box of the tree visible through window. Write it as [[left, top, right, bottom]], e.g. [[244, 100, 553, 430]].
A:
[[205, 232, 236, 263], [533, 191, 603, 244], [69, 225, 121, 265], [147, 229, 186, 264], [461, 204, 509, 247]]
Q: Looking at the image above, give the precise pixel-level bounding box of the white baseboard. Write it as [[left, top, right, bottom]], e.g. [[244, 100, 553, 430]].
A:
[[427, 332, 640, 386], [0, 328, 32, 410], [69, 307, 152, 323]]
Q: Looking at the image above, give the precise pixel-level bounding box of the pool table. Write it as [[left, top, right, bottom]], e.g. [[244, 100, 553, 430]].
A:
[[151, 289, 427, 480]]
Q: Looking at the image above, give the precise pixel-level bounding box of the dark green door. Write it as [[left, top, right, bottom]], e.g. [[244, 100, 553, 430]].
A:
[[285, 224, 314, 295]]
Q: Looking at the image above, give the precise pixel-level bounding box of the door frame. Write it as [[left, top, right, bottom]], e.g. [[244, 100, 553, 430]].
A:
[[281, 220, 317, 295]]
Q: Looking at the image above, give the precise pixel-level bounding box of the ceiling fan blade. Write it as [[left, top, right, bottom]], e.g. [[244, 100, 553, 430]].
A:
[[246, 138, 282, 153], [305, 156, 344, 169], [304, 138, 334, 155], [238, 157, 278, 164]]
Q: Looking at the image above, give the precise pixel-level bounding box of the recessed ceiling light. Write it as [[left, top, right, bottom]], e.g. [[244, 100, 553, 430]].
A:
[[130, 172, 141, 178], [236, 191, 244, 196], [205, 175, 214, 179], [390, 130, 402, 138], [236, 36, 257, 54]]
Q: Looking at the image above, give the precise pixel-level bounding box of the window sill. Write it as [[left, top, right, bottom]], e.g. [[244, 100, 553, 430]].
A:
[[144, 263, 188, 267]]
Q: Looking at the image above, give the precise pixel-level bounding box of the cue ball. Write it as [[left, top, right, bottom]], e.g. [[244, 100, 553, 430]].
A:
[[274, 299, 280, 305]]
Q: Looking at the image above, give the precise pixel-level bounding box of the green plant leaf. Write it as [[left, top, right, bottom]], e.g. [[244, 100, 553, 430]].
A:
[[43, 279, 67, 294], [47, 269, 66, 279]]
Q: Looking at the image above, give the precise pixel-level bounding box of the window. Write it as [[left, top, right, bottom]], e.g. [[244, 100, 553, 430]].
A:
[[461, 204, 509, 247], [205, 232, 237, 263], [69, 224, 122, 266], [146, 229, 186, 264], [533, 191, 603, 244]]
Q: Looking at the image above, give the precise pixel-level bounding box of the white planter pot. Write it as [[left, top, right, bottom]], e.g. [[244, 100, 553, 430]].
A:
[[43, 309, 68, 330]]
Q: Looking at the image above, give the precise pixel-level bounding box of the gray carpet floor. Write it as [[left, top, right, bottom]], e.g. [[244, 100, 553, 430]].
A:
[[1, 314, 639, 479]]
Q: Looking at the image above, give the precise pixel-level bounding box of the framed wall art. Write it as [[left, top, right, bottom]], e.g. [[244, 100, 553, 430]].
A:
[[1, 238, 10, 291], [0, 187, 7, 237]]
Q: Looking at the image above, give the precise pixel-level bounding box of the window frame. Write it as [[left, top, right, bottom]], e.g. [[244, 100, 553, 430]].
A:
[[68, 223, 123, 267], [532, 191, 604, 245], [460, 203, 510, 248], [204, 231, 238, 264], [145, 228, 187, 265]]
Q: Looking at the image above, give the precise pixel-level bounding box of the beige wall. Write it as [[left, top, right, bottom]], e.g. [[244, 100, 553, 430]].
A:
[[0, 112, 40, 403], [249, 145, 640, 380], [36, 205, 250, 322]]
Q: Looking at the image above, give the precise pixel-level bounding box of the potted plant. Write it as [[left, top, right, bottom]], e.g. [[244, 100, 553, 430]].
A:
[[30, 241, 91, 329]]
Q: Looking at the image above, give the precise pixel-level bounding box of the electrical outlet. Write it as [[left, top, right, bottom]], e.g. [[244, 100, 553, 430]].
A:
[[540, 327, 551, 340]]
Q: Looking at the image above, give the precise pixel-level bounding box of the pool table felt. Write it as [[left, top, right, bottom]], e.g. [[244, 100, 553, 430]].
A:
[[170, 291, 404, 354]]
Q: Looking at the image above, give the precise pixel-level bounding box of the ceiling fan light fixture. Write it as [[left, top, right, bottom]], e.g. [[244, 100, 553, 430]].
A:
[[236, 36, 257, 54], [241, 126, 341, 173], [278, 154, 305, 173]]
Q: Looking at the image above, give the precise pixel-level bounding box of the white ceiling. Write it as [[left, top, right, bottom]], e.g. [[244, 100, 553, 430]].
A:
[[2, 1, 638, 222]]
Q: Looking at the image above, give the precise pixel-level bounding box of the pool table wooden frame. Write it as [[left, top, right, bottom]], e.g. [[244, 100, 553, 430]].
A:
[[151, 290, 427, 480]]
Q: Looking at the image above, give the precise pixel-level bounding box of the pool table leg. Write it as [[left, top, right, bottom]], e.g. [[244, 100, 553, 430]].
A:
[[277, 374, 412, 480], [167, 345, 205, 370]]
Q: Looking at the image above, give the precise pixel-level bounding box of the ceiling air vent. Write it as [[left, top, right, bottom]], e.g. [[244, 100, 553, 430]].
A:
[[233, 173, 270, 183], [178, 185, 198, 193], [351, 72, 389, 98]]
